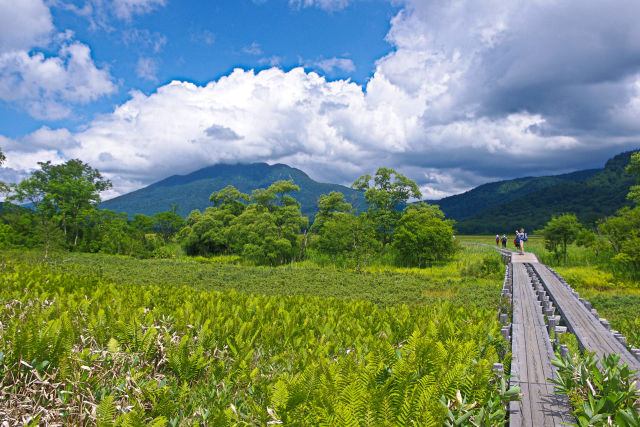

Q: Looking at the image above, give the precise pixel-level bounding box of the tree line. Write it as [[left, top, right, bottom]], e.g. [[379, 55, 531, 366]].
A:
[[0, 159, 186, 259], [0, 155, 457, 269], [170, 167, 457, 269], [6, 149, 640, 277]]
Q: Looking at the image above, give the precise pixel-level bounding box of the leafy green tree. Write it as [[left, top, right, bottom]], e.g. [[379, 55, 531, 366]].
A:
[[0, 223, 13, 248], [598, 206, 640, 275], [209, 185, 250, 216], [598, 207, 640, 254], [251, 180, 301, 210], [9, 159, 111, 252], [227, 205, 296, 265], [182, 186, 251, 257], [181, 207, 235, 256], [352, 167, 421, 246], [541, 214, 582, 265], [225, 181, 307, 265], [131, 214, 154, 233], [403, 201, 446, 219], [83, 209, 147, 256], [311, 191, 352, 232], [393, 203, 457, 267], [315, 212, 380, 272], [184, 182, 308, 263], [575, 228, 606, 259], [0, 204, 39, 248], [625, 151, 640, 203], [154, 210, 184, 242]]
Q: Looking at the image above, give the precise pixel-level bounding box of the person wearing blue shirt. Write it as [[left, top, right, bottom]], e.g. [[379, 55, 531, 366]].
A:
[[516, 228, 526, 255]]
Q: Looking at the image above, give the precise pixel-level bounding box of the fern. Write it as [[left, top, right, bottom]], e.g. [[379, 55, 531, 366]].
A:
[[167, 335, 208, 382], [271, 380, 289, 410], [96, 395, 115, 427]]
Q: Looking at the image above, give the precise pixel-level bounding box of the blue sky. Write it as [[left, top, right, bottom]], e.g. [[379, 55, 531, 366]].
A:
[[1, 0, 640, 200], [1, 0, 398, 136]]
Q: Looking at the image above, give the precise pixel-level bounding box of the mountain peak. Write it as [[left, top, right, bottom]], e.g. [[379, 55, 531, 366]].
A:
[[101, 162, 364, 218]]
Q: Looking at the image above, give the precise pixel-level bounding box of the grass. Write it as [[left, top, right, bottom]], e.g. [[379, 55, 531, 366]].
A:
[[0, 242, 505, 310], [0, 260, 513, 425], [0, 244, 513, 424]]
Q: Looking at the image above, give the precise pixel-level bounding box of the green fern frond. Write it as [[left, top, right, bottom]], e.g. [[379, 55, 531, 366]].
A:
[[96, 395, 115, 427]]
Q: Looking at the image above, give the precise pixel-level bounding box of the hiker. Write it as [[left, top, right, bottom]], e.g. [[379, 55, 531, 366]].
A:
[[501, 234, 507, 248], [496, 234, 500, 246], [516, 228, 527, 255], [514, 235, 520, 250]]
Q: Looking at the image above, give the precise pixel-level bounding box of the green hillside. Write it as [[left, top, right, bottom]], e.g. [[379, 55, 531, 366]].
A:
[[428, 169, 599, 221], [101, 151, 638, 231], [453, 151, 637, 234], [100, 163, 367, 218]]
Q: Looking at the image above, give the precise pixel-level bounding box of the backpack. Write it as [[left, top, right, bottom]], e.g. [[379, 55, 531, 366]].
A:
[[523, 233, 528, 242]]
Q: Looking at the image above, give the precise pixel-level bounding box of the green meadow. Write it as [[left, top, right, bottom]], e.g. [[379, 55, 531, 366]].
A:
[[0, 244, 518, 425]]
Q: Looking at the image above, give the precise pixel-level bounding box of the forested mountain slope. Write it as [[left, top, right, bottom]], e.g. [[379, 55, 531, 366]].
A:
[[427, 169, 599, 221], [101, 163, 367, 218], [452, 151, 637, 234], [101, 151, 637, 231]]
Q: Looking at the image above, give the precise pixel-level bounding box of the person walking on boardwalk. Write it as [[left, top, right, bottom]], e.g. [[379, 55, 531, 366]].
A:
[[496, 234, 500, 246], [501, 234, 507, 248], [516, 228, 527, 255]]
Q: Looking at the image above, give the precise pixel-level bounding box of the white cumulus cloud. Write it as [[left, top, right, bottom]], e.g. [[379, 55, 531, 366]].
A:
[[4, 0, 640, 200], [0, 0, 117, 120], [0, 42, 117, 119], [0, 0, 53, 53]]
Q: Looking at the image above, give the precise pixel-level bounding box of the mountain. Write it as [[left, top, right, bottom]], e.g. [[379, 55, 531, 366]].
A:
[[426, 169, 599, 221], [100, 163, 367, 219], [442, 151, 637, 234], [101, 151, 638, 232]]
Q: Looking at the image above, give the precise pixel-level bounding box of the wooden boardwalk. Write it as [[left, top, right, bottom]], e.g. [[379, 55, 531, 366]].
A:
[[509, 262, 574, 426], [532, 263, 640, 376], [465, 243, 640, 422]]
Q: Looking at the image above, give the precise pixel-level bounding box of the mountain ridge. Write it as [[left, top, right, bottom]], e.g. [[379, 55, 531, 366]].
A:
[[100, 151, 638, 234], [101, 162, 368, 218], [451, 150, 637, 234]]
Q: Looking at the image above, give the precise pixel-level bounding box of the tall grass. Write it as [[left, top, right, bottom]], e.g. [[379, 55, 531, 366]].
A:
[[0, 244, 505, 310]]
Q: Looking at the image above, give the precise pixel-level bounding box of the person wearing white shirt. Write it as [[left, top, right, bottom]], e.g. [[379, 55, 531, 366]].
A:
[[516, 228, 526, 255]]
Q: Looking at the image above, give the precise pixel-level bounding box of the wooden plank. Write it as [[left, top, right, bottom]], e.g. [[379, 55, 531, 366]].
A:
[[510, 263, 574, 426], [532, 263, 640, 378]]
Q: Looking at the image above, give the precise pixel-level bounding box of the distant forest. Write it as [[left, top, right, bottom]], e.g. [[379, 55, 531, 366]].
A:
[[445, 151, 636, 234]]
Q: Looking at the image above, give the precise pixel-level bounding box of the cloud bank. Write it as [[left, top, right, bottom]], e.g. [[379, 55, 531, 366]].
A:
[[3, 0, 640, 200], [0, 0, 116, 120]]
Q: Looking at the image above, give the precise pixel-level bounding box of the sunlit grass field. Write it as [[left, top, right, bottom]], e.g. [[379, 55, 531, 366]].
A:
[[0, 254, 513, 425], [0, 243, 505, 310], [0, 244, 516, 424]]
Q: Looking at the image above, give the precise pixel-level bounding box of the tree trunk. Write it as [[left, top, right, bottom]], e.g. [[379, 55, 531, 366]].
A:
[[300, 230, 308, 260]]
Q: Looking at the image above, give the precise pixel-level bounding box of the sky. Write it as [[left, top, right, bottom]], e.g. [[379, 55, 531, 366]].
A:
[[1, 0, 640, 201]]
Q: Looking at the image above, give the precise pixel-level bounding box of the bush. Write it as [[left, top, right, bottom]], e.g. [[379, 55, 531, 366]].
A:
[[551, 352, 640, 425], [462, 256, 503, 279], [152, 245, 177, 259]]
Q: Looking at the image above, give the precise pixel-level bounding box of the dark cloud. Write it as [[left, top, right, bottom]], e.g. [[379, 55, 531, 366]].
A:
[[466, 1, 640, 135], [204, 124, 242, 141]]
